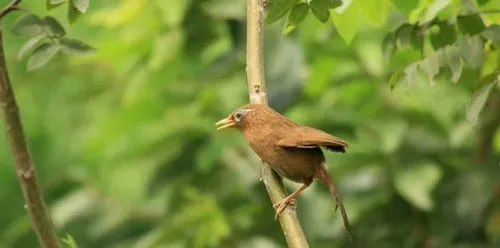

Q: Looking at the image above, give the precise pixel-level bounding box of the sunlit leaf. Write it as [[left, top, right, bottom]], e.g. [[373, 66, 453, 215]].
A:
[[71, 0, 89, 13], [61, 234, 79, 248], [43, 16, 66, 37], [283, 3, 309, 34], [59, 38, 96, 55], [466, 81, 497, 126], [394, 162, 443, 211], [27, 42, 60, 71], [331, 1, 362, 44], [482, 24, 500, 46], [404, 63, 418, 87], [359, 0, 388, 27], [265, 0, 298, 24], [17, 33, 47, 61], [419, 52, 440, 86], [444, 45, 462, 83], [421, 0, 451, 24], [458, 35, 484, 69], [11, 14, 43, 36]]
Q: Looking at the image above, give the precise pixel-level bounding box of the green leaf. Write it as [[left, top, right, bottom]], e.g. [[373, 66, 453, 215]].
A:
[[388, 70, 404, 89], [482, 24, 500, 46], [444, 45, 462, 83], [382, 32, 396, 62], [71, 0, 89, 13], [331, 1, 362, 44], [390, 0, 418, 15], [61, 234, 79, 248], [326, 0, 342, 9], [410, 25, 424, 53], [394, 162, 443, 211], [309, 0, 331, 23], [47, 0, 66, 10], [421, 0, 451, 24], [27, 42, 60, 71], [419, 52, 440, 86], [466, 81, 497, 126], [477, 0, 492, 5], [458, 35, 484, 69], [17, 33, 47, 61], [429, 21, 457, 49], [59, 38, 96, 55], [265, 0, 298, 24], [457, 14, 486, 35], [11, 14, 43, 36], [43, 16, 66, 37], [359, 0, 388, 27], [395, 23, 413, 47], [404, 63, 418, 87], [283, 3, 309, 34], [68, 3, 81, 24]]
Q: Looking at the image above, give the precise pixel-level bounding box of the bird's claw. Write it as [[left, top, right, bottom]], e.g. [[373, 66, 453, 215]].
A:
[[273, 199, 297, 220]]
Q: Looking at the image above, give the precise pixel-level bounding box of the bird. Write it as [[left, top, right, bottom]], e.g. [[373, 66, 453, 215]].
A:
[[215, 103, 352, 237]]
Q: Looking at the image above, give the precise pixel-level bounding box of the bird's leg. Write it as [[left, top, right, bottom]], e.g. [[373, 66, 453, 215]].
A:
[[273, 180, 312, 220], [273, 199, 297, 209]]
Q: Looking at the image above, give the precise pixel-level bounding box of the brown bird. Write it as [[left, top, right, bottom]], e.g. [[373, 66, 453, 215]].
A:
[[215, 103, 352, 237]]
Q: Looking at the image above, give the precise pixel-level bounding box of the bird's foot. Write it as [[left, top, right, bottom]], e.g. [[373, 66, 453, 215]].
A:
[[272, 199, 297, 220]]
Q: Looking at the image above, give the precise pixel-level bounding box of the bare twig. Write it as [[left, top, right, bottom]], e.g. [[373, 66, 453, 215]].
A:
[[245, 0, 309, 247], [0, 1, 62, 247], [0, 0, 21, 19]]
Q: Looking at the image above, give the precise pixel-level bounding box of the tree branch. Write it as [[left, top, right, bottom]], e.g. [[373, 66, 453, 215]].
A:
[[0, 3, 62, 247], [0, 0, 21, 19], [245, 0, 309, 247]]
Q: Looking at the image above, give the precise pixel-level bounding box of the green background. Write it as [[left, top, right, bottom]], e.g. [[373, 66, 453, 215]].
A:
[[1, 0, 500, 247]]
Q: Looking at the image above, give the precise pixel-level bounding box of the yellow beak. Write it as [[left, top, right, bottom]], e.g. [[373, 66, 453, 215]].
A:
[[215, 117, 236, 130]]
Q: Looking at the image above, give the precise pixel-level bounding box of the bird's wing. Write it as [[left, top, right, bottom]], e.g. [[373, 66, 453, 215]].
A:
[[276, 127, 348, 153]]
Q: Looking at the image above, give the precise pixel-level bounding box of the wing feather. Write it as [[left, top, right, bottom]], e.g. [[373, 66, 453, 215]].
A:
[[276, 127, 348, 153]]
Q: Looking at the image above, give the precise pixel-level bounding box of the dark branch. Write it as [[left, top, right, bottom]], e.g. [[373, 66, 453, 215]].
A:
[[0, 0, 21, 19]]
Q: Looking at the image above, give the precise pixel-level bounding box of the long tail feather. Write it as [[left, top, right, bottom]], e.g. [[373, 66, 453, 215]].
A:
[[316, 166, 353, 240]]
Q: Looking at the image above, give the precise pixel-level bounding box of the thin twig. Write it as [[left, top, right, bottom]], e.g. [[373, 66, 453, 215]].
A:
[[245, 0, 309, 247], [0, 0, 21, 19], [0, 1, 62, 247]]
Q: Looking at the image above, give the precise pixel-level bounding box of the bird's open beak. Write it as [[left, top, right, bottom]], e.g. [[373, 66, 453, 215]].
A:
[[215, 117, 236, 130]]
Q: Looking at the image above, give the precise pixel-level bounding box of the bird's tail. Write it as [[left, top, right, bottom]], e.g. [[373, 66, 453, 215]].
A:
[[315, 165, 353, 240]]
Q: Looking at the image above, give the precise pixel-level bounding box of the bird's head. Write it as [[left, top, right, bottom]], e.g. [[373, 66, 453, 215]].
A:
[[215, 104, 267, 131]]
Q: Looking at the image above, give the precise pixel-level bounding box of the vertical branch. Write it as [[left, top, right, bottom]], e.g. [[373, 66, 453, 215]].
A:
[[0, 6, 62, 248], [245, 0, 309, 247]]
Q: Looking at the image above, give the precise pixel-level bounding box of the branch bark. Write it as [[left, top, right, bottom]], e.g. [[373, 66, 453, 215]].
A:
[[245, 0, 309, 247], [0, 3, 62, 247]]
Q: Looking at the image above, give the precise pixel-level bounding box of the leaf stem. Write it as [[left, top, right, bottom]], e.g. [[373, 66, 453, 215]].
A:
[[245, 0, 309, 247]]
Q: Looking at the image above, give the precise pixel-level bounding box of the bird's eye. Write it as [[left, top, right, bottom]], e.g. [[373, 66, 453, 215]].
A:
[[234, 110, 245, 122]]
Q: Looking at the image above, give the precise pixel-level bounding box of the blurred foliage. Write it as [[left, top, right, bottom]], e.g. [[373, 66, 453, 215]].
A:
[[0, 0, 499, 247]]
